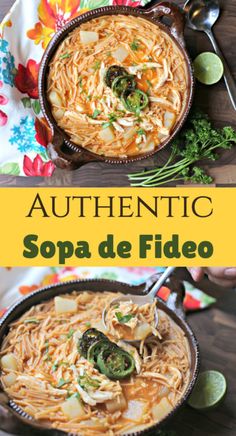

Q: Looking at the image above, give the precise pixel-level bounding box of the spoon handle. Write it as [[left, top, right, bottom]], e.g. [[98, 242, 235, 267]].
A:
[[206, 29, 236, 110], [148, 266, 176, 299]]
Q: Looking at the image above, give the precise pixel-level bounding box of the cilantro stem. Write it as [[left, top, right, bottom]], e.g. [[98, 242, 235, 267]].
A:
[[128, 112, 236, 187], [131, 161, 194, 186]]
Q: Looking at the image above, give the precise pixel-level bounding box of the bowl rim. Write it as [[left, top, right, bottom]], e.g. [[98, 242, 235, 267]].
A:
[[0, 277, 200, 436], [38, 4, 195, 166]]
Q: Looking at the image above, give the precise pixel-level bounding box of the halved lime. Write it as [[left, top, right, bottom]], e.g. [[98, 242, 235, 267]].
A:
[[193, 52, 224, 85], [188, 370, 227, 410]]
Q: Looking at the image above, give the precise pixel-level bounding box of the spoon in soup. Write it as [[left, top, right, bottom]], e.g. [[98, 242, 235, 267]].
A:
[[103, 266, 175, 346], [184, 0, 236, 110]]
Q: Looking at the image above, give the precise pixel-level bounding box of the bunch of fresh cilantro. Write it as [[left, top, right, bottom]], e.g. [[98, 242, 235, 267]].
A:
[[128, 112, 236, 187]]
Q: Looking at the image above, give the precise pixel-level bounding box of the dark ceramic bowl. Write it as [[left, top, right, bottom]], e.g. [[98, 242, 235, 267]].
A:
[[38, 1, 194, 170], [0, 274, 199, 436]]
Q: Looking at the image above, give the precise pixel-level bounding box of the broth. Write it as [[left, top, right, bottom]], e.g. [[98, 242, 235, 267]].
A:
[[0, 291, 191, 435], [47, 15, 189, 158]]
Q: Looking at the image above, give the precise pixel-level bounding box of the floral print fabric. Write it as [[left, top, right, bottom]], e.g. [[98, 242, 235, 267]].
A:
[[0, 0, 151, 176], [0, 267, 216, 318]]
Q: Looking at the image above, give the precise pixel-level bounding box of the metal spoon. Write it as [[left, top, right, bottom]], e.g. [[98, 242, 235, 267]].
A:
[[184, 0, 236, 110], [103, 266, 175, 346]]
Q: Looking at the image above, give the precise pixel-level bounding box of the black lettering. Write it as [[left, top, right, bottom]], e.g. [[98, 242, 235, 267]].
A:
[[51, 196, 70, 218], [118, 196, 133, 218], [136, 197, 158, 218], [192, 196, 213, 218], [26, 193, 49, 217], [94, 197, 114, 217]]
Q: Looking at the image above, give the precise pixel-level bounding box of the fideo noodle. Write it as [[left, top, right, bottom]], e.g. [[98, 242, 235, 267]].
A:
[[47, 15, 189, 158]]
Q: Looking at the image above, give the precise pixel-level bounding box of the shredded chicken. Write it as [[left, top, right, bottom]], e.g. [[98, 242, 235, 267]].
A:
[[47, 15, 189, 158], [0, 291, 191, 436]]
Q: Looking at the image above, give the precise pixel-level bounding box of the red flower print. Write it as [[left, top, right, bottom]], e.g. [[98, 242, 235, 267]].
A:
[[0, 94, 8, 105], [27, 0, 81, 49], [41, 273, 60, 286], [23, 154, 55, 177], [157, 286, 171, 302], [19, 285, 39, 295], [15, 60, 40, 99], [0, 110, 8, 126], [35, 117, 53, 147], [0, 308, 7, 318], [0, 81, 8, 127], [184, 294, 201, 310], [113, 0, 142, 6]]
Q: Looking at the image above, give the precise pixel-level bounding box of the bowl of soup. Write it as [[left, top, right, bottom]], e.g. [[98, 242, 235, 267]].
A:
[[0, 275, 199, 435], [38, 2, 194, 170]]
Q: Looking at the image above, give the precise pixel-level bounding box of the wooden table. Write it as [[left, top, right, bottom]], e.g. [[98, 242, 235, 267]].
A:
[[0, 0, 236, 186], [169, 269, 236, 436]]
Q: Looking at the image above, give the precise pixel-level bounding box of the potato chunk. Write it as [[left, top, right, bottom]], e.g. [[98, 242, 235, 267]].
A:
[[48, 91, 62, 106], [152, 398, 173, 421], [53, 108, 65, 120], [80, 31, 99, 44], [113, 46, 129, 63], [54, 296, 77, 314], [1, 353, 18, 371], [123, 400, 148, 421], [61, 396, 85, 419], [2, 373, 17, 387], [134, 323, 152, 340], [164, 111, 175, 129], [99, 126, 115, 143], [106, 393, 127, 413]]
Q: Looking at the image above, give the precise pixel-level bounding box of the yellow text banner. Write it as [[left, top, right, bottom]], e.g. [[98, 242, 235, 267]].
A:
[[0, 187, 235, 266]]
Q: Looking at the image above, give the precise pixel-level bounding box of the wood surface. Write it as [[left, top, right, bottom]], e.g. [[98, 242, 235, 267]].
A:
[[0, 0, 236, 186]]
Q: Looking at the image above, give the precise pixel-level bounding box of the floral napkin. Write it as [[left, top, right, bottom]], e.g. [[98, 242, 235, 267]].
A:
[[0, 0, 151, 177], [0, 266, 216, 318]]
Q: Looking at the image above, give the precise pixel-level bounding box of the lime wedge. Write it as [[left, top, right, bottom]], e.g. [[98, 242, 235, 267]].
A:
[[188, 370, 227, 410], [193, 52, 224, 85]]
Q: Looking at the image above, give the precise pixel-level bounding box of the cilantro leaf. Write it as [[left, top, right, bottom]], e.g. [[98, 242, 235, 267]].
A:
[[115, 312, 135, 324], [130, 39, 140, 51], [67, 328, 75, 339], [128, 111, 236, 187], [24, 318, 40, 324], [57, 378, 70, 388], [92, 109, 101, 119], [60, 53, 71, 60]]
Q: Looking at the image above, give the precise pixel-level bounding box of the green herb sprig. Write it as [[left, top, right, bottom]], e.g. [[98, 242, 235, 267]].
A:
[[130, 39, 140, 51], [60, 53, 71, 60], [57, 378, 70, 388], [78, 373, 100, 390], [24, 318, 40, 325], [128, 112, 236, 186], [115, 312, 135, 324]]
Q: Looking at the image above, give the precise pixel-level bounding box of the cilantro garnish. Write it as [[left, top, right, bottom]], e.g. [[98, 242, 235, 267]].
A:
[[115, 312, 135, 324], [128, 112, 236, 186], [130, 39, 140, 51]]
